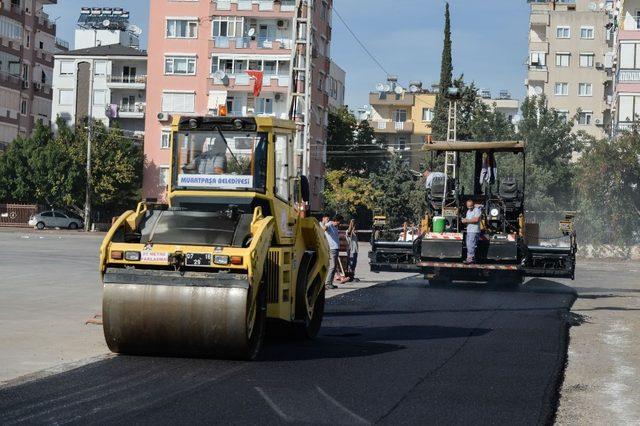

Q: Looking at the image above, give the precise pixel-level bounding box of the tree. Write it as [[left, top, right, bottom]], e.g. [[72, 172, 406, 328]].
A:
[[323, 170, 382, 219], [371, 155, 424, 228], [517, 95, 577, 211], [432, 2, 453, 141], [326, 106, 388, 177], [574, 131, 640, 245]]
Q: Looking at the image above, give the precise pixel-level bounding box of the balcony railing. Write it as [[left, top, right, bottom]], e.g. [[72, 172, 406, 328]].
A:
[[214, 0, 295, 13], [213, 36, 293, 50], [106, 75, 147, 84], [618, 70, 640, 82], [371, 120, 414, 133], [119, 103, 146, 113]]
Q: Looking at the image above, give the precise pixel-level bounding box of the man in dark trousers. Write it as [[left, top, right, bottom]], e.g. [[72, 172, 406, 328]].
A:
[[321, 214, 342, 289]]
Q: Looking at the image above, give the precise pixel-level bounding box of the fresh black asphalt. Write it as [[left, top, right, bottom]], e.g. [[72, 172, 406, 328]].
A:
[[0, 276, 576, 425]]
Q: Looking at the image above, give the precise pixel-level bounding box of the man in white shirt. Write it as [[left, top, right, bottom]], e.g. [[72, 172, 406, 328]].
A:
[[321, 214, 342, 290], [461, 199, 483, 264]]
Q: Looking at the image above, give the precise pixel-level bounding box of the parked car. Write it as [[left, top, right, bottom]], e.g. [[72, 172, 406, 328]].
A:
[[28, 210, 84, 230]]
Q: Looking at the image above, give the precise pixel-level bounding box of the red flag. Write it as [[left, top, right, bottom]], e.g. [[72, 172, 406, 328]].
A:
[[246, 70, 264, 97]]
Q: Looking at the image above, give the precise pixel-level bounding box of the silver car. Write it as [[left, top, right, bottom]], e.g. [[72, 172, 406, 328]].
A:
[[28, 211, 84, 230]]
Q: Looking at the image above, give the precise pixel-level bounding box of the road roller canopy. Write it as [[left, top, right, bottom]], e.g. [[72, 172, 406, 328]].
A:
[[423, 141, 525, 153]]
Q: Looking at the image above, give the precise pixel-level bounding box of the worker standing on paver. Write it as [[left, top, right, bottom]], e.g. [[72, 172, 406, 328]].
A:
[[423, 169, 447, 190], [322, 214, 342, 289], [461, 199, 482, 264]]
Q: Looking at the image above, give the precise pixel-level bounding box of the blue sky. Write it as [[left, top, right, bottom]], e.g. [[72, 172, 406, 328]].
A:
[[46, 0, 530, 108]]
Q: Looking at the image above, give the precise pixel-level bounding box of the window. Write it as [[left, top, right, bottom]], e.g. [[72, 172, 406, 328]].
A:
[[161, 130, 171, 149], [617, 95, 640, 122], [59, 89, 74, 105], [395, 136, 407, 151], [159, 166, 170, 187], [580, 26, 594, 39], [274, 134, 289, 199], [555, 53, 570, 67], [161, 92, 195, 113], [554, 82, 568, 96], [422, 108, 434, 122], [578, 111, 593, 125], [393, 109, 407, 122], [579, 53, 594, 68], [556, 26, 570, 39], [94, 61, 107, 76], [0, 16, 22, 39], [25, 33, 30, 48], [578, 83, 592, 96], [530, 51, 546, 67], [20, 99, 27, 115], [165, 56, 197, 75], [620, 42, 640, 69], [211, 16, 243, 38], [557, 110, 569, 123], [93, 89, 106, 105], [60, 60, 74, 75], [255, 98, 273, 115], [166, 19, 198, 38], [39, 41, 43, 49]]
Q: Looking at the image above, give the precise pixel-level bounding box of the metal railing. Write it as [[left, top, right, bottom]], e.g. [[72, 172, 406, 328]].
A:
[[119, 103, 146, 113], [106, 75, 147, 84]]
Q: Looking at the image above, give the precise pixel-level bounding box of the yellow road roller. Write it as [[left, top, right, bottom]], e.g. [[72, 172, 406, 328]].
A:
[[99, 116, 329, 359]]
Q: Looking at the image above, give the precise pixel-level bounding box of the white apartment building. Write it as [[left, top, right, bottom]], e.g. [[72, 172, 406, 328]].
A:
[[51, 8, 146, 139], [328, 60, 345, 109], [527, 0, 614, 137], [479, 89, 520, 124]]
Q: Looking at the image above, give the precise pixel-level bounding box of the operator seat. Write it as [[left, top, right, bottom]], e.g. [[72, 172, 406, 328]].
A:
[[499, 176, 519, 200]]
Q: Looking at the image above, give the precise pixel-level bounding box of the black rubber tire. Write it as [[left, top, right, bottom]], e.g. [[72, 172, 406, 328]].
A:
[[241, 283, 267, 360], [68, 222, 78, 230], [294, 253, 325, 339], [36, 222, 45, 230]]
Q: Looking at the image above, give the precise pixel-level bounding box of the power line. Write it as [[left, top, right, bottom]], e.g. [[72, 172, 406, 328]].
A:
[[333, 6, 390, 77]]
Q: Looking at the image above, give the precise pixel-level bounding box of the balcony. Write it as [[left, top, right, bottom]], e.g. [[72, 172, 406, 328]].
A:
[[0, 71, 22, 91], [210, 73, 290, 91], [32, 82, 52, 99], [530, 41, 549, 53], [213, 36, 293, 50], [117, 103, 146, 119], [212, 0, 296, 15], [371, 120, 414, 134], [34, 14, 56, 35], [528, 66, 549, 83], [369, 93, 414, 107], [106, 75, 147, 90], [618, 70, 640, 82], [35, 49, 54, 68], [530, 12, 549, 27], [0, 36, 22, 54], [55, 38, 70, 51]]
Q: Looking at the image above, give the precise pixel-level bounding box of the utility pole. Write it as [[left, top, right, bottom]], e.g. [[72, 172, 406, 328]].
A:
[[84, 59, 95, 231]]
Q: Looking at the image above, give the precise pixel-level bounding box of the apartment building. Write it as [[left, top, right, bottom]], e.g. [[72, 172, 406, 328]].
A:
[[479, 89, 520, 124], [527, 0, 614, 138], [144, 0, 333, 211], [368, 79, 436, 168], [0, 0, 66, 148], [327, 60, 345, 109], [51, 8, 146, 139], [611, 0, 640, 132]]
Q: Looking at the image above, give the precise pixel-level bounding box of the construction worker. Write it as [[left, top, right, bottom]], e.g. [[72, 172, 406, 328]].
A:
[[461, 199, 482, 264], [321, 214, 342, 290]]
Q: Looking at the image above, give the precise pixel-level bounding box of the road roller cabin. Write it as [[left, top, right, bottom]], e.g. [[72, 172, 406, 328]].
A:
[[99, 116, 329, 360]]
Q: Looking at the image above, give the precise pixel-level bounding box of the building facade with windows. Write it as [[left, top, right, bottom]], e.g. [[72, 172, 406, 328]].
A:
[[611, 0, 640, 133], [527, 0, 614, 137], [368, 81, 436, 169], [0, 0, 66, 148], [144, 0, 333, 211], [51, 45, 147, 137], [327, 60, 345, 109], [50, 9, 146, 141]]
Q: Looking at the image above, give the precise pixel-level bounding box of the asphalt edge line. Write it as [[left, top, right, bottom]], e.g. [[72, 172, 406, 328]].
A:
[[544, 290, 579, 426], [0, 353, 115, 391]]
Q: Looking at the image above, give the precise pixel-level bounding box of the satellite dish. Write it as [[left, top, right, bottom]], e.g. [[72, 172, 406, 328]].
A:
[[127, 24, 143, 36], [247, 28, 256, 37], [376, 82, 385, 92], [409, 85, 419, 93], [213, 70, 226, 80], [588, 2, 597, 11], [534, 86, 543, 95], [102, 19, 111, 28], [394, 85, 404, 95], [383, 84, 391, 92]]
